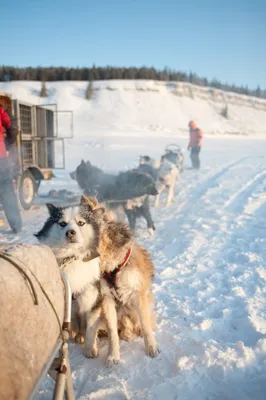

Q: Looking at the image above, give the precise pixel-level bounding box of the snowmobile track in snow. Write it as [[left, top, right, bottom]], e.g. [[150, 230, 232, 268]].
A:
[[223, 169, 266, 212]]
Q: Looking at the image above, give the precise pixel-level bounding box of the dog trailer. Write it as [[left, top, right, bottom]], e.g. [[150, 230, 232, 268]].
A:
[[0, 91, 73, 209]]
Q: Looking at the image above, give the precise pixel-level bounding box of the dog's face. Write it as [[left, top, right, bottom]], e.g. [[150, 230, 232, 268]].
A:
[[140, 155, 160, 170], [35, 196, 104, 253], [161, 151, 178, 165], [69, 170, 77, 180], [70, 160, 92, 187], [139, 155, 152, 165]]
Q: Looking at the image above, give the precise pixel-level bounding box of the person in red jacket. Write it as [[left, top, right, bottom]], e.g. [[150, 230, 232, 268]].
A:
[[187, 121, 203, 169], [0, 104, 22, 233]]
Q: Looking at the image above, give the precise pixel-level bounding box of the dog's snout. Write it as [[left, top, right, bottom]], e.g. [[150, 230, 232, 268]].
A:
[[149, 186, 159, 196], [66, 229, 76, 238], [70, 171, 76, 180]]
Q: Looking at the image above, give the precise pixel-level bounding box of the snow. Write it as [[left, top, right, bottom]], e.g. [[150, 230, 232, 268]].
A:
[[1, 81, 266, 399], [1, 80, 266, 140]]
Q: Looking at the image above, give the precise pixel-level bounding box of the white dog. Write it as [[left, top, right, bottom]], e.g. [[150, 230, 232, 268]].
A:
[[139, 152, 180, 208], [35, 197, 103, 345], [154, 157, 179, 208]]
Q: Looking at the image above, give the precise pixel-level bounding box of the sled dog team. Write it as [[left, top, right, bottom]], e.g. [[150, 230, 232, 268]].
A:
[[36, 147, 184, 367], [70, 145, 184, 235]]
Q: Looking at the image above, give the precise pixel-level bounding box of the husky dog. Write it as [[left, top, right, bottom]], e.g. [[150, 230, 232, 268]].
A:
[[138, 156, 159, 180], [154, 154, 179, 208], [163, 149, 184, 173], [82, 197, 159, 367], [139, 153, 179, 208], [70, 160, 158, 234], [35, 197, 143, 360], [123, 194, 156, 235], [35, 196, 104, 344]]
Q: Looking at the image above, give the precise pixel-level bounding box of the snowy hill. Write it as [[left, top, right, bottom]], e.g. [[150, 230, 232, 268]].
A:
[[1, 80, 266, 137]]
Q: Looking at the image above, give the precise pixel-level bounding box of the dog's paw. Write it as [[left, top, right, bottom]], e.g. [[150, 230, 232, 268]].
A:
[[84, 345, 99, 358], [71, 330, 79, 340], [146, 345, 160, 358], [98, 329, 108, 338], [105, 354, 120, 368], [75, 334, 85, 344], [148, 228, 155, 236]]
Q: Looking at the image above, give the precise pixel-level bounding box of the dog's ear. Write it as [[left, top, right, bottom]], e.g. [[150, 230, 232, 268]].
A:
[[106, 222, 132, 248], [81, 159, 86, 165], [118, 224, 132, 247], [46, 203, 57, 216], [80, 195, 98, 210], [92, 207, 105, 222]]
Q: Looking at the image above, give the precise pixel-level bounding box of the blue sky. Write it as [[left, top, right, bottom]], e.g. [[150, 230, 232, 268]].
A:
[[3, 0, 266, 88]]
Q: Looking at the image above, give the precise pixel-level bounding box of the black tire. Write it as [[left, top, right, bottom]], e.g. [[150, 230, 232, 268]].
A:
[[36, 180, 41, 193], [17, 170, 37, 210]]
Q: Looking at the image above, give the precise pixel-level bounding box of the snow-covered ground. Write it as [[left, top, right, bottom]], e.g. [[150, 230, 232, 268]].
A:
[[1, 134, 266, 400]]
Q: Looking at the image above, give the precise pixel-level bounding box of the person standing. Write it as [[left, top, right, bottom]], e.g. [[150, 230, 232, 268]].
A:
[[187, 121, 203, 169], [0, 104, 22, 233]]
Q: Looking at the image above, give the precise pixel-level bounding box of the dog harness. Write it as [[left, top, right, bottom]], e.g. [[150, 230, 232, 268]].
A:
[[102, 247, 132, 290]]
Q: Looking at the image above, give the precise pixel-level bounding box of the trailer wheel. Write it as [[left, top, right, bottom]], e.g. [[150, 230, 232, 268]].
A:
[[18, 171, 36, 210]]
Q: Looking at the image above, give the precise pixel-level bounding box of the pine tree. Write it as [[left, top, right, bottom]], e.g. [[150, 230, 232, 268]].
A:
[[221, 104, 229, 119], [40, 81, 48, 97], [255, 85, 261, 98], [85, 81, 94, 100], [0, 65, 264, 100]]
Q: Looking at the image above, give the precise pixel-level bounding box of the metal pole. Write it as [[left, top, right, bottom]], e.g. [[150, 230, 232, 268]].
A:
[[64, 343, 75, 400], [60, 272, 75, 399], [60, 272, 72, 332], [62, 139, 65, 170], [53, 341, 75, 400], [53, 370, 67, 400]]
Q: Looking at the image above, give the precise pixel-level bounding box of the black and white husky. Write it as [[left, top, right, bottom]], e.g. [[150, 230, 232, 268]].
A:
[[35, 196, 104, 347]]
